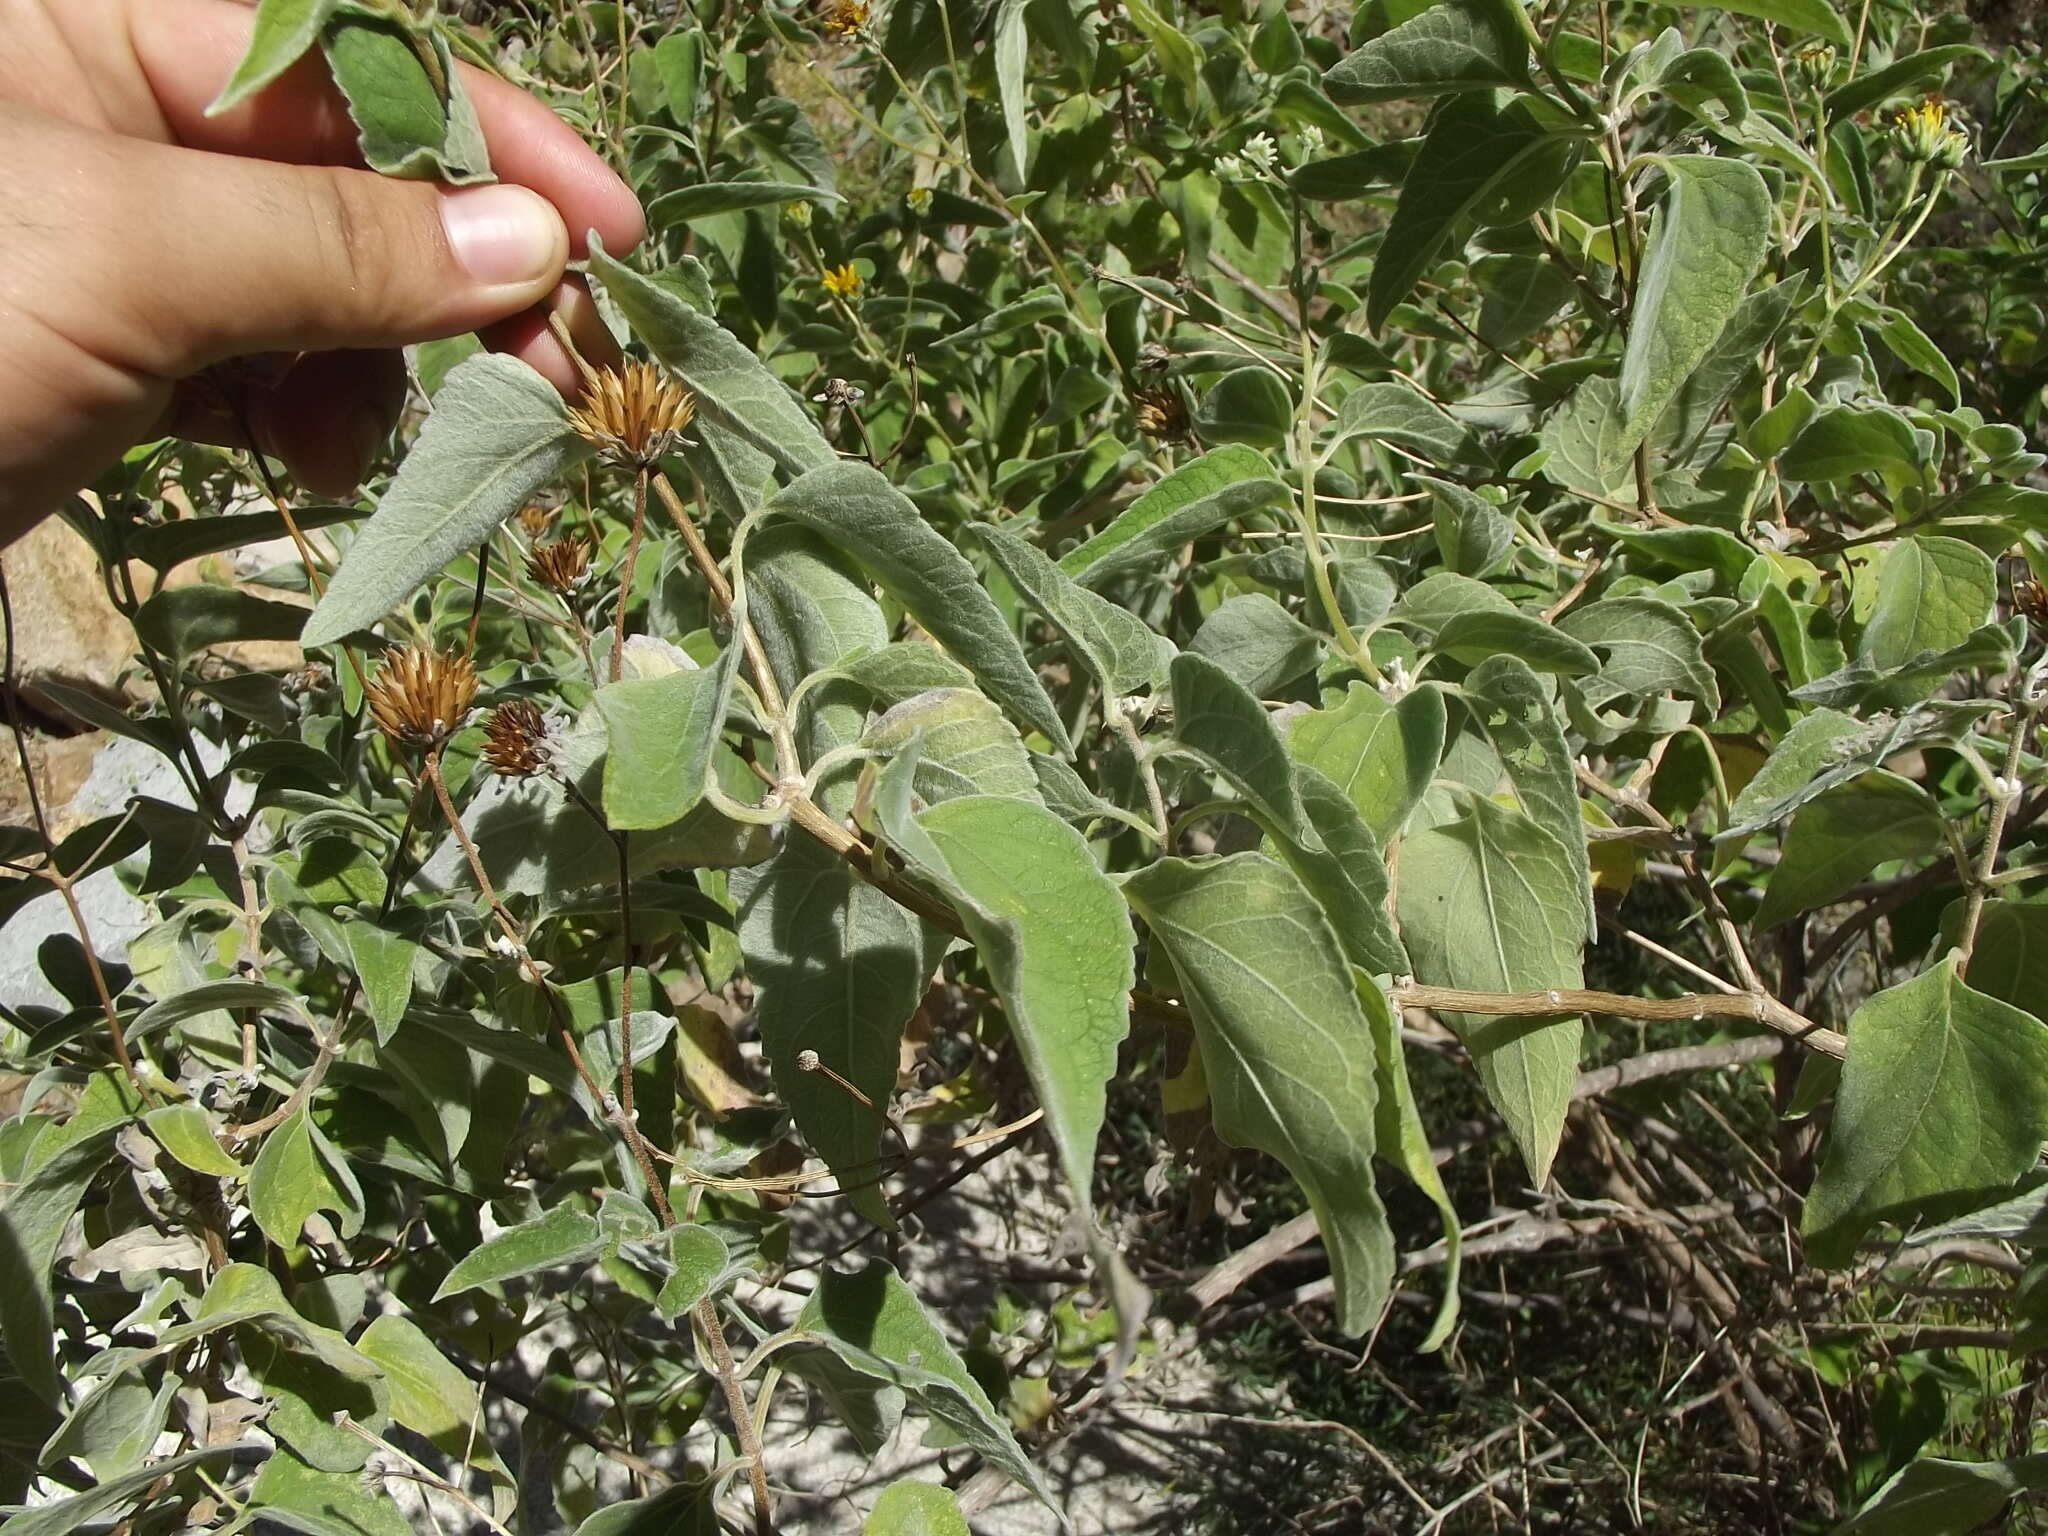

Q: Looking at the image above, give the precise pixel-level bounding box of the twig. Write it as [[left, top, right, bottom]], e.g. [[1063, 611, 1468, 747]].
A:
[[695, 1298, 774, 1536], [1391, 983, 1844, 1058]]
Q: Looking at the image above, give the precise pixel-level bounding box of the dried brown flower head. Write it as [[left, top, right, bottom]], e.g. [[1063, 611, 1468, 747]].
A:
[[820, 0, 869, 37], [565, 362, 698, 468], [2016, 570, 2048, 630], [516, 503, 557, 539], [481, 699, 553, 779], [1132, 385, 1189, 442], [527, 534, 593, 594], [363, 645, 478, 749]]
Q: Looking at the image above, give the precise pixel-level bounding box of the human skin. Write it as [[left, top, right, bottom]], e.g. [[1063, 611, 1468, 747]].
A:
[[0, 0, 646, 544]]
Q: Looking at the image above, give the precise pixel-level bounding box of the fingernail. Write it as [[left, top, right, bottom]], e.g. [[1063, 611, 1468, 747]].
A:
[[442, 185, 566, 288]]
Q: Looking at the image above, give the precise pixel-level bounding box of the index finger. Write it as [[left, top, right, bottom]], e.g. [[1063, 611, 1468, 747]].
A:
[[127, 0, 644, 258]]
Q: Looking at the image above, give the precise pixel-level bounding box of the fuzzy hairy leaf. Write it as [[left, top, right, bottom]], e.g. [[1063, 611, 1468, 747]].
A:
[[302, 355, 586, 645], [1124, 853, 1393, 1334]]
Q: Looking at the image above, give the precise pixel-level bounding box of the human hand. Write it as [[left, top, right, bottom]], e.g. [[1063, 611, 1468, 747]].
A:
[[0, 0, 645, 543]]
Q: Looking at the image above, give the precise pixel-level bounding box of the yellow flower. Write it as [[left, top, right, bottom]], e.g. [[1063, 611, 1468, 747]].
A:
[[1890, 99, 1964, 166], [820, 0, 869, 37], [821, 262, 863, 300]]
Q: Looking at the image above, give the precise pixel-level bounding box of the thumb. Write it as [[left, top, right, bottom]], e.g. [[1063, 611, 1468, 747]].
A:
[[108, 143, 570, 376]]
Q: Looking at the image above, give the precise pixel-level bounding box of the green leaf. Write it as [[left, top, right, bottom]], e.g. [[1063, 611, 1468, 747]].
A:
[[1872, 309, 1961, 405], [1396, 797, 1585, 1184], [209, 0, 343, 112], [1779, 404, 1931, 486], [246, 1446, 415, 1536], [322, 15, 491, 183], [924, 287, 1067, 354], [1170, 652, 1314, 844], [1859, 535, 1996, 673], [131, 979, 299, 1039], [1616, 156, 1771, 457], [656, 1225, 731, 1318], [3, 1447, 244, 1536], [1823, 44, 1986, 120], [1723, 705, 1865, 833], [1837, 1454, 2048, 1535], [649, 180, 837, 226], [1287, 681, 1446, 843], [1423, 475, 1513, 576], [1059, 446, 1290, 588], [967, 523, 1174, 698], [595, 648, 739, 830], [866, 1480, 971, 1535], [0, 1129, 119, 1404], [1557, 596, 1720, 711], [1327, 382, 1476, 466], [1675, 0, 1848, 43], [875, 754, 1134, 1223], [143, 1105, 244, 1179], [1945, 900, 2048, 1018], [799, 1261, 1062, 1519], [1805, 956, 2048, 1265], [588, 239, 836, 477], [342, 923, 417, 1045], [1463, 654, 1595, 938], [1124, 854, 1393, 1335], [248, 1109, 363, 1249], [132, 586, 306, 660], [748, 525, 889, 804], [433, 1203, 604, 1299], [1431, 610, 1599, 676], [356, 1312, 510, 1514], [863, 688, 1039, 801], [734, 834, 933, 1228], [302, 354, 586, 646], [994, 0, 1030, 176], [1124, 0, 1202, 102], [1324, 0, 1530, 103], [1754, 771, 1944, 929], [1193, 367, 1294, 449], [1364, 978, 1460, 1349], [766, 460, 1070, 751], [1366, 93, 1559, 334], [1271, 766, 1409, 977], [1188, 594, 1322, 697], [653, 29, 701, 121]]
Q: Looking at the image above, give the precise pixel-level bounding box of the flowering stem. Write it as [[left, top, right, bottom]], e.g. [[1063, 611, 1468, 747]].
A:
[[611, 468, 649, 683]]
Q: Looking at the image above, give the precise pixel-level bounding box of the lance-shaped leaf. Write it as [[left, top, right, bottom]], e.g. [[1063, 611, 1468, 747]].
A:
[[1124, 854, 1393, 1335], [1264, 765, 1407, 977], [993, 0, 1030, 176], [1366, 92, 1563, 334], [1615, 156, 1771, 458], [766, 461, 1070, 751], [1557, 596, 1721, 712], [966, 522, 1174, 698], [249, 1108, 364, 1248], [862, 689, 1039, 802], [874, 751, 1133, 1220], [1170, 652, 1314, 844], [1464, 654, 1595, 938], [1859, 535, 1996, 673], [1060, 446, 1290, 588], [1396, 796, 1585, 1184], [587, 239, 835, 476], [302, 355, 587, 645], [1, 1128, 119, 1404], [1363, 977, 1460, 1349], [733, 834, 934, 1228], [799, 1261, 1063, 1520], [1839, 1454, 2048, 1535], [5, 1446, 247, 1536], [1324, 0, 1530, 104], [1804, 956, 2048, 1265], [433, 1204, 604, 1300]]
